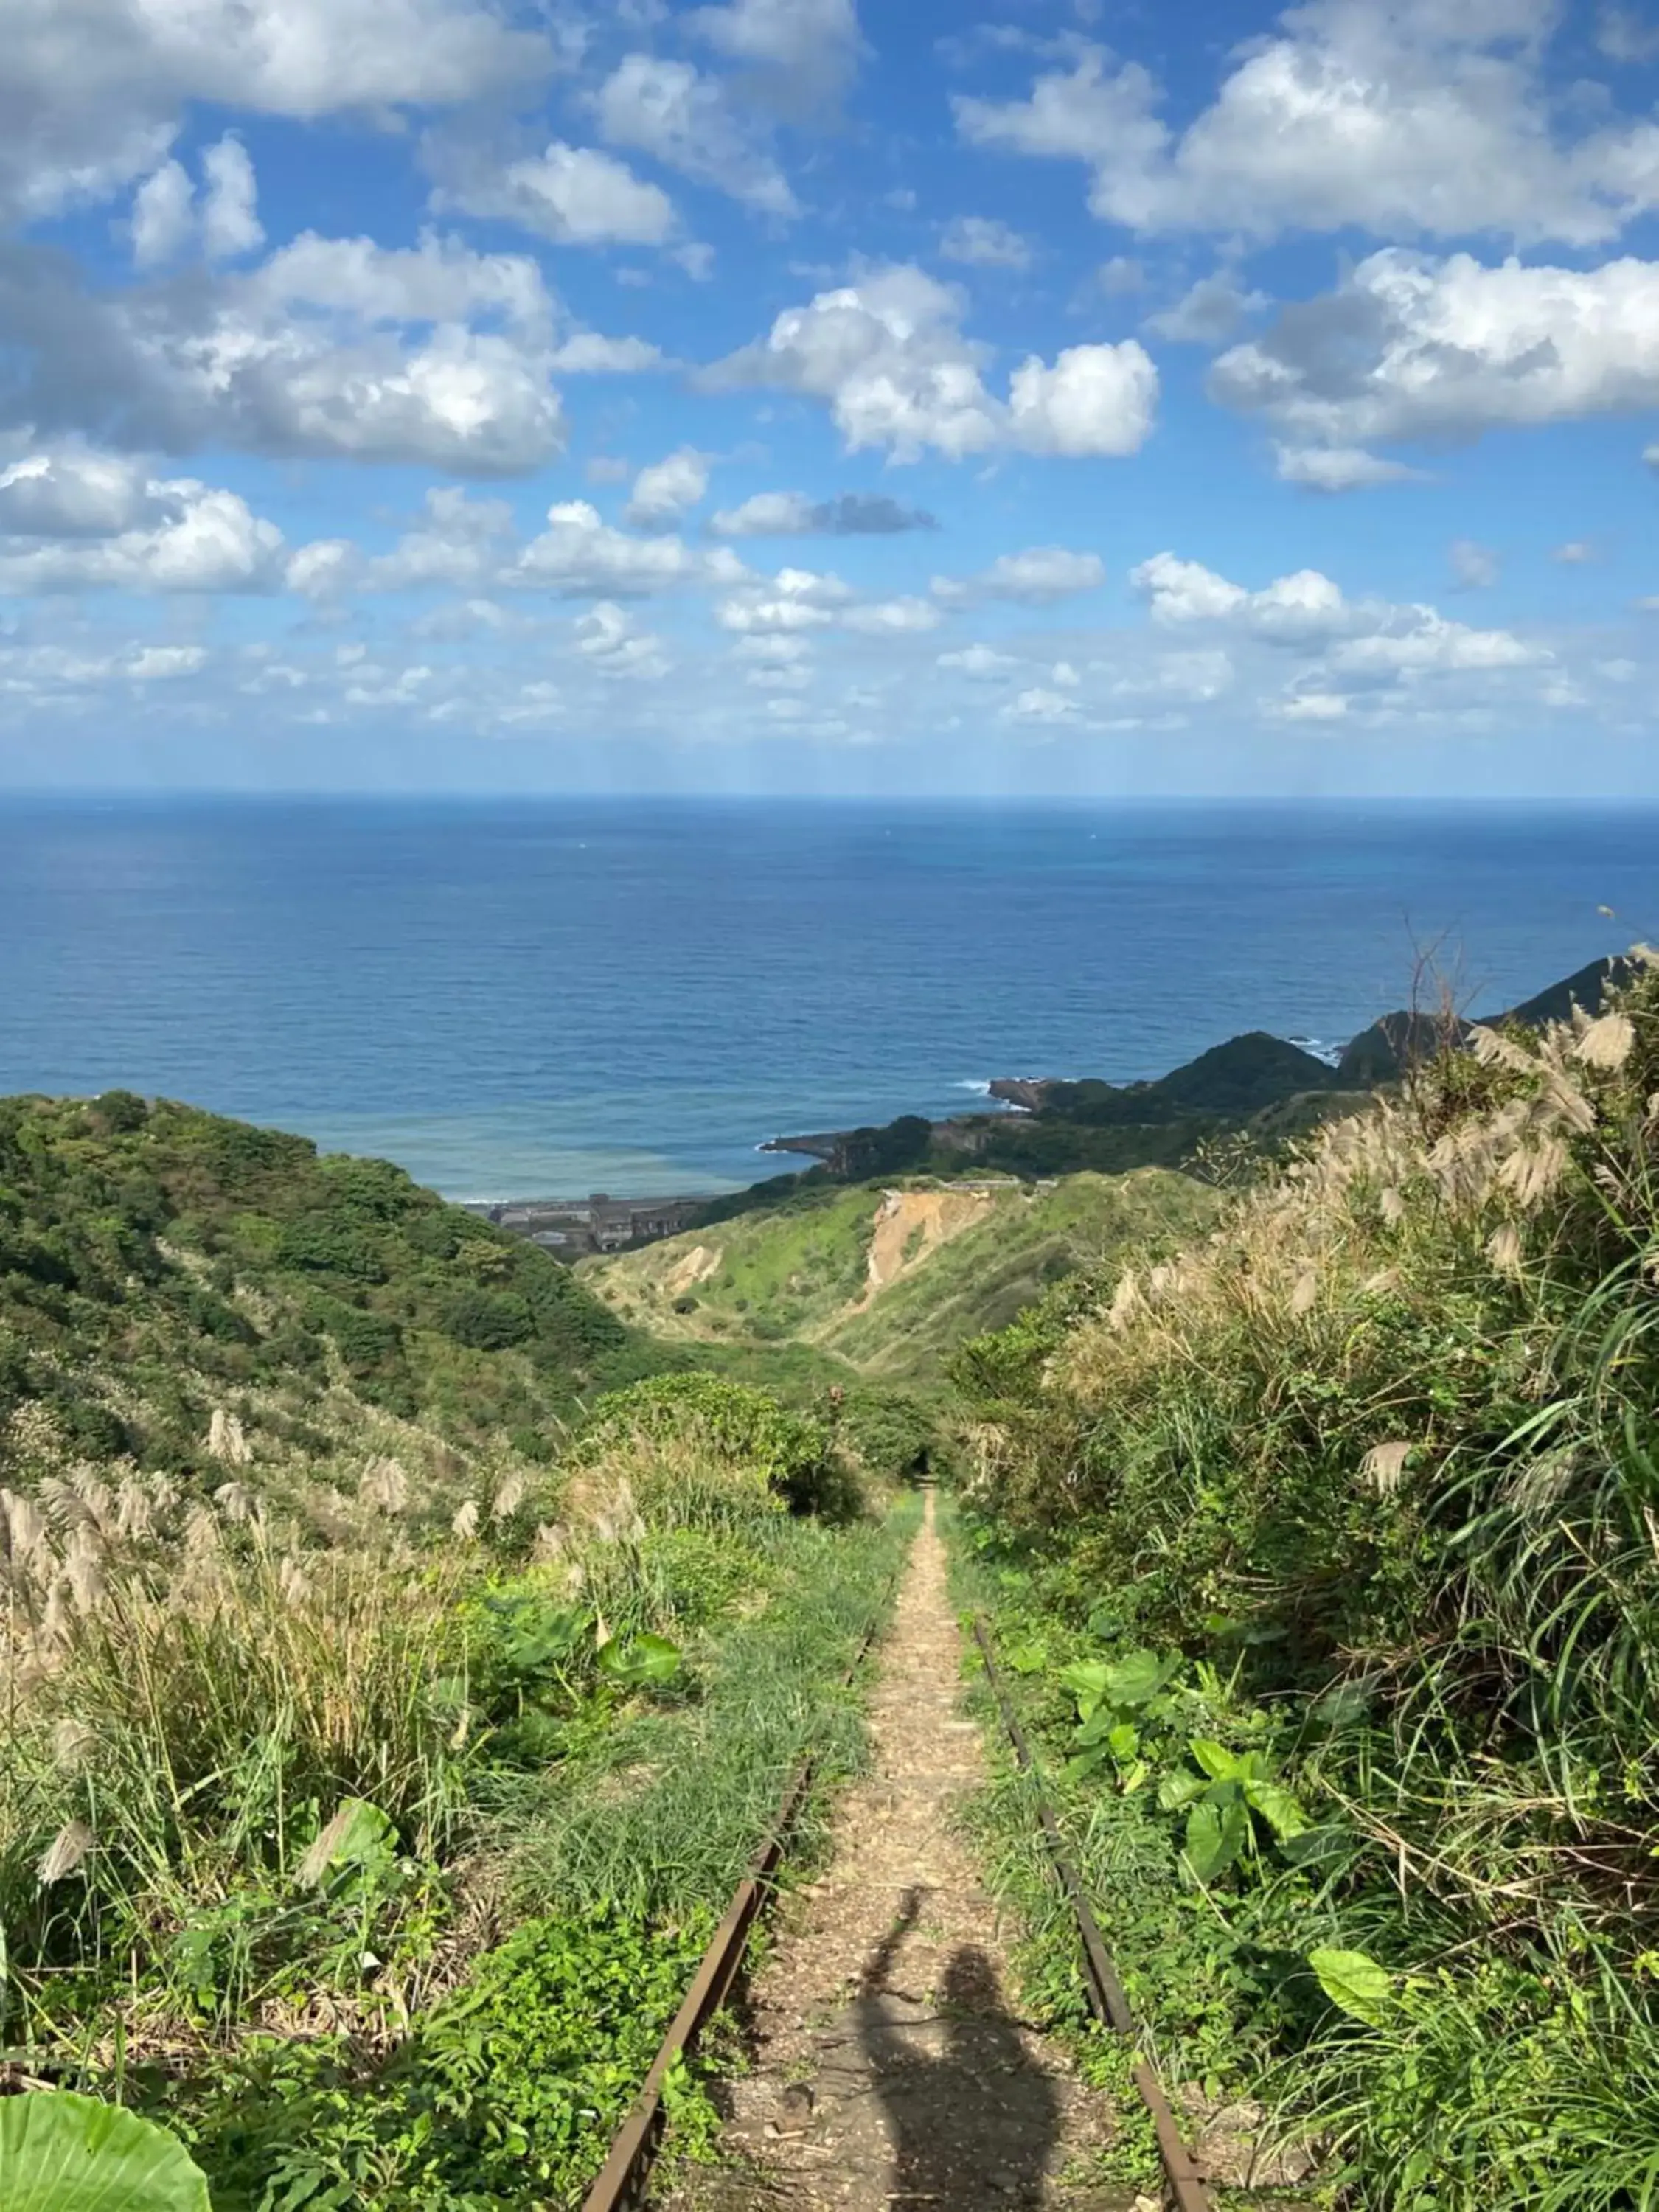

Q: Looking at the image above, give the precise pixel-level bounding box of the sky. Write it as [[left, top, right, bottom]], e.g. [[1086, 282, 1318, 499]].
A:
[[1, 0, 1658, 797]]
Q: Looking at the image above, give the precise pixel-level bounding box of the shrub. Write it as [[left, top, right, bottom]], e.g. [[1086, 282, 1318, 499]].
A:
[[572, 1371, 859, 1520]]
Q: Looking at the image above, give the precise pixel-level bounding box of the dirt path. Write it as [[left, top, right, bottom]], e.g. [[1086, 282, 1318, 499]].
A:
[[667, 1492, 1135, 2212]]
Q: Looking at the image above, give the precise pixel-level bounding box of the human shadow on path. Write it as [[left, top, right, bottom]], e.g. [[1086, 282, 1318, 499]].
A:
[[855, 1885, 1061, 2210]]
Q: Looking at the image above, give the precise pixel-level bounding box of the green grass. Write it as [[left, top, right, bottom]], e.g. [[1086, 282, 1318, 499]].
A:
[[586, 1169, 1217, 1382], [948, 962, 1659, 2208], [821, 1170, 1219, 1377]]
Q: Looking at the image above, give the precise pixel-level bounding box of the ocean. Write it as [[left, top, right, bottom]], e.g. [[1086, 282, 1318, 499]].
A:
[[0, 796, 1651, 1198]]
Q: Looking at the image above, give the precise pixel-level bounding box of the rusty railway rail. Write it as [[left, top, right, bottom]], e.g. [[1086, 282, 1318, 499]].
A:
[[970, 1613, 1217, 2212], [579, 1576, 900, 2212]]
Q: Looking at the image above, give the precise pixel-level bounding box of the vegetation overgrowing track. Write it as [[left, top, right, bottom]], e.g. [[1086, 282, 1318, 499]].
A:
[[971, 1616, 1217, 2212], [580, 1561, 903, 2212]]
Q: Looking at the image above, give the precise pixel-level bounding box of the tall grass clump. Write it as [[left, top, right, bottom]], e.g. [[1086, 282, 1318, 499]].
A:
[[955, 956, 1659, 2208]]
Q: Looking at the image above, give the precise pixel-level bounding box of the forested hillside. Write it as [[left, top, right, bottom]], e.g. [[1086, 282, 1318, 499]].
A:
[[0, 1090, 917, 2209], [956, 956, 1659, 2207], [0, 1091, 659, 1483]]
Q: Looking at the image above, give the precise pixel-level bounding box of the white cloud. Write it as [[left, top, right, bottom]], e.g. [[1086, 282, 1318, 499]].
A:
[[1645, 442, 1659, 470], [0, 472, 285, 592], [515, 500, 737, 596], [625, 447, 711, 530], [1214, 251, 1659, 451], [575, 600, 671, 678], [714, 564, 851, 632], [938, 546, 1106, 605], [954, 7, 1659, 248], [433, 142, 678, 247], [709, 266, 1156, 460], [1145, 271, 1265, 344], [1007, 341, 1158, 456], [129, 644, 206, 680], [594, 54, 799, 217], [688, 0, 862, 105], [1552, 540, 1596, 563], [1275, 689, 1349, 721], [941, 215, 1032, 269], [1450, 538, 1500, 589], [130, 160, 195, 268], [1004, 685, 1079, 723], [1, 0, 547, 224], [7, 229, 568, 473], [0, 443, 153, 534], [548, 333, 667, 374], [1273, 444, 1425, 492], [1132, 550, 1360, 643], [709, 489, 936, 536], [369, 486, 515, 590], [200, 136, 263, 261], [839, 595, 940, 633], [938, 643, 1018, 678], [1329, 611, 1541, 675]]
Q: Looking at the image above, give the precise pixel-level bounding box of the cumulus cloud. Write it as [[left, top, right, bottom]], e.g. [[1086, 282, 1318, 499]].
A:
[[708, 265, 1156, 460], [625, 448, 710, 530], [1273, 444, 1427, 492], [938, 643, 1018, 678], [936, 546, 1106, 605], [129, 135, 263, 267], [1, 0, 546, 224], [1004, 685, 1079, 724], [1, 229, 570, 473], [953, 5, 1659, 247], [0, 467, 285, 592], [594, 54, 799, 217], [708, 489, 937, 537], [941, 215, 1032, 268], [1144, 271, 1265, 344], [1212, 250, 1659, 452], [575, 600, 671, 678], [839, 595, 940, 633], [1129, 548, 1546, 689], [688, 0, 863, 108], [514, 500, 741, 597], [433, 142, 678, 247], [0, 442, 153, 534]]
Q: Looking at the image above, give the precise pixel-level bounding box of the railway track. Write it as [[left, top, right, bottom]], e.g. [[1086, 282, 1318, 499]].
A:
[[580, 1550, 1216, 2212]]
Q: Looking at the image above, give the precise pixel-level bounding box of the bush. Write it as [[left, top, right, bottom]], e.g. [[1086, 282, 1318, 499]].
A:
[[442, 1288, 534, 1351], [573, 1371, 859, 1520]]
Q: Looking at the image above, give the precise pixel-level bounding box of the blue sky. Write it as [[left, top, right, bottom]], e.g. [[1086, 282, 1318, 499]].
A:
[[2, 0, 1658, 796]]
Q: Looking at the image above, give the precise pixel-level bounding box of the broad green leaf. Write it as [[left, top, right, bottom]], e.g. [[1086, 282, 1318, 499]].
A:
[[1279, 1823, 1351, 1870], [1057, 1660, 1113, 1718], [1006, 1642, 1048, 1675], [1309, 1947, 1394, 2026], [298, 1798, 397, 1888], [1157, 1768, 1206, 1813], [1096, 1649, 1180, 1710], [1243, 1778, 1310, 1842], [1184, 1796, 1249, 1882], [1105, 1722, 1141, 1763], [0, 2090, 211, 2212], [597, 1632, 682, 1688], [1189, 1737, 1246, 1784]]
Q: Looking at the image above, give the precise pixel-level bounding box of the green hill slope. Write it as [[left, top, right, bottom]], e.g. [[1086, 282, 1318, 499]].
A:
[[583, 1169, 1218, 1379], [0, 1090, 664, 1484]]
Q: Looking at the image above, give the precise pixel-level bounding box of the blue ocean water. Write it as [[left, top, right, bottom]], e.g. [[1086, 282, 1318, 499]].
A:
[[0, 797, 1651, 1198]]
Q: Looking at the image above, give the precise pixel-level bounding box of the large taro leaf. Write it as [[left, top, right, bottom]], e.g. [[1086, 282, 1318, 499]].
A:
[[1183, 1795, 1250, 1882], [1309, 1947, 1395, 2028], [0, 2091, 211, 2212]]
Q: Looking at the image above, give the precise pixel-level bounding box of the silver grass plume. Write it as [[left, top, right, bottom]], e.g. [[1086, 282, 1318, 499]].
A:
[[1360, 1440, 1413, 1495], [1575, 1012, 1636, 1071], [37, 1819, 94, 1885], [451, 1499, 481, 1542]]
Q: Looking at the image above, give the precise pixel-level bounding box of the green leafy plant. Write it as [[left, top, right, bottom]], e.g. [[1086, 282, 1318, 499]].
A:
[[0, 2092, 211, 2212]]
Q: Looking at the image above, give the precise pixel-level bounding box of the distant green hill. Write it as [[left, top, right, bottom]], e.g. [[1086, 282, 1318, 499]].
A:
[[0, 1092, 664, 1483], [582, 1169, 1217, 1380]]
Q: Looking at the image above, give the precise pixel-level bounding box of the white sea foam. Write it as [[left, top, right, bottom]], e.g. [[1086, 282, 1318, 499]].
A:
[[1287, 1035, 1346, 1068]]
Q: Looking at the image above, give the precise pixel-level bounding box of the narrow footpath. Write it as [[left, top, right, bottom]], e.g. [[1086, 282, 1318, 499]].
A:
[[668, 1492, 1138, 2212]]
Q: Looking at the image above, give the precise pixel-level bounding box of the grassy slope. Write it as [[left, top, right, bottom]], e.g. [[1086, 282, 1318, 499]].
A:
[[0, 1091, 667, 1488], [953, 970, 1659, 2209], [583, 1169, 1218, 1380], [0, 1091, 918, 2209]]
